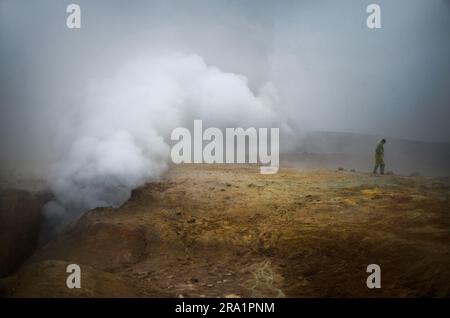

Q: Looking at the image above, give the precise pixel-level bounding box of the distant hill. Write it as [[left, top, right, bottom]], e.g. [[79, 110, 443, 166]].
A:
[[284, 131, 450, 177]]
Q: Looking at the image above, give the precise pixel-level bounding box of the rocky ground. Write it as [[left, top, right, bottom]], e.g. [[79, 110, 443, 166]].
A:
[[1, 164, 449, 297]]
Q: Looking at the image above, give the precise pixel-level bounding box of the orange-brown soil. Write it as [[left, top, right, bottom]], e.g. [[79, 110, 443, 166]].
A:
[[1, 164, 449, 297]]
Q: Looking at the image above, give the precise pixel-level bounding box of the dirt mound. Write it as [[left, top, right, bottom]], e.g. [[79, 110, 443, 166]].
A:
[[31, 218, 149, 271], [0, 260, 142, 297]]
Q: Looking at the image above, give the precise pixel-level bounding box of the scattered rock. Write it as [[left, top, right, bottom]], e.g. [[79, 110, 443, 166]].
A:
[[134, 271, 150, 278], [190, 277, 199, 283]]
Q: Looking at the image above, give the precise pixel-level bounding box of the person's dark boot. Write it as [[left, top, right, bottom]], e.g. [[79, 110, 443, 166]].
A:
[[380, 164, 385, 175], [373, 164, 379, 174]]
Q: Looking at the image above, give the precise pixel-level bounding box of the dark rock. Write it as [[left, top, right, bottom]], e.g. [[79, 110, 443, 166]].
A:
[[0, 189, 43, 277]]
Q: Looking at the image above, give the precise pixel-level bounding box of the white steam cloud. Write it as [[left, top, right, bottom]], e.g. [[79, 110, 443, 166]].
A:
[[44, 53, 285, 230]]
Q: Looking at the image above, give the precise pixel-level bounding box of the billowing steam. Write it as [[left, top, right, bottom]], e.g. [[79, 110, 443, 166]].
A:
[[43, 53, 285, 232]]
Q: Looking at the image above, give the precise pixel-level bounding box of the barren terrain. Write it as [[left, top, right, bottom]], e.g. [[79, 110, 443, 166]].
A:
[[1, 164, 449, 297]]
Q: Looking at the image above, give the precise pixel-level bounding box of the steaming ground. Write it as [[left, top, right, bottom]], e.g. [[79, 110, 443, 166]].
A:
[[1, 164, 449, 297], [2, 0, 450, 298], [41, 53, 287, 234]]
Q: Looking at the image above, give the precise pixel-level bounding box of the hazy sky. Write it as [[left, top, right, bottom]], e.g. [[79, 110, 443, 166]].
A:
[[1, 0, 450, 165]]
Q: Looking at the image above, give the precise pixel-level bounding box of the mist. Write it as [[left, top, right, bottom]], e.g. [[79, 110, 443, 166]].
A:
[[1, 0, 450, 229], [41, 53, 287, 231]]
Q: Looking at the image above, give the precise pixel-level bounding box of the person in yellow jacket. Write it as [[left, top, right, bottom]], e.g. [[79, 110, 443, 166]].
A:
[[373, 139, 386, 174]]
